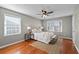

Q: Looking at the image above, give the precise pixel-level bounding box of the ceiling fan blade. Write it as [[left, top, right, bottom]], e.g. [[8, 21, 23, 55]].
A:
[[42, 10, 44, 12], [47, 13, 55, 16], [47, 11, 53, 14]]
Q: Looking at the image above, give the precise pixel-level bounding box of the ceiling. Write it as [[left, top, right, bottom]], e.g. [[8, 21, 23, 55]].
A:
[[0, 4, 78, 20]]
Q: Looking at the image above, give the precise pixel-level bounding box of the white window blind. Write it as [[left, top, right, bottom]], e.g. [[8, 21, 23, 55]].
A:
[[4, 15, 21, 36], [47, 20, 62, 32]]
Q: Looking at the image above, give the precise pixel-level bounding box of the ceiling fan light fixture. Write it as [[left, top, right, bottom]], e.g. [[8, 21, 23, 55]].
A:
[[43, 15, 47, 19]]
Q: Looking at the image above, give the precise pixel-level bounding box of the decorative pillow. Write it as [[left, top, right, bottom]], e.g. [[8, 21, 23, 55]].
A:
[[32, 28, 42, 33]]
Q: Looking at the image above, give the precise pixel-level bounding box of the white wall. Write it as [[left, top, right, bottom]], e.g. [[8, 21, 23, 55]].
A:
[[42, 16, 72, 38], [0, 7, 42, 47]]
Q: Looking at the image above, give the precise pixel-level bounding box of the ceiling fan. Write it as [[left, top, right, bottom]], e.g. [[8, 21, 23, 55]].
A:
[[37, 9, 54, 18]]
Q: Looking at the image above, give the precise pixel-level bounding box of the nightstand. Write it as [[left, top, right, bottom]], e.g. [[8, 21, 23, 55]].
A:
[[24, 33, 34, 40]]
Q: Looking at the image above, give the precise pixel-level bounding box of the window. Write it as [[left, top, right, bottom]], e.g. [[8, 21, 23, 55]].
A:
[[4, 15, 21, 36], [47, 20, 62, 32]]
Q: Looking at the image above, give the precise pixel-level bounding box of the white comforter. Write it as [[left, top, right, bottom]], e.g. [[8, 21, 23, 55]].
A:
[[34, 32, 54, 44]]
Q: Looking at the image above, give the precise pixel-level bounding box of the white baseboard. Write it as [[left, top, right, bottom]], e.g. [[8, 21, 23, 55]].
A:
[[73, 39, 79, 53], [74, 44, 79, 53], [0, 40, 24, 49], [59, 36, 72, 40]]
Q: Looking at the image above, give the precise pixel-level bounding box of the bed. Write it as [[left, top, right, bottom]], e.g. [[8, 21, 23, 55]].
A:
[[33, 32, 56, 44]]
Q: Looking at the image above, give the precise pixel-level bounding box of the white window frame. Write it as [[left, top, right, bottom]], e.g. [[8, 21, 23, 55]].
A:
[[47, 20, 62, 32], [4, 14, 21, 36]]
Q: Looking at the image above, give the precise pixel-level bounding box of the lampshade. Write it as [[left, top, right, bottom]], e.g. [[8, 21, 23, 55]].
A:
[[27, 26, 31, 30]]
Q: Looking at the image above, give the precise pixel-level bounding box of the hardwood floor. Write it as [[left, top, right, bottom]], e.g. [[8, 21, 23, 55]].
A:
[[60, 39, 78, 54], [0, 40, 47, 54], [0, 39, 78, 54]]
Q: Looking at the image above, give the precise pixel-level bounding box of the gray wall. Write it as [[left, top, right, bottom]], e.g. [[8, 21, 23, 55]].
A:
[[72, 5, 79, 52], [0, 7, 42, 47], [41, 16, 72, 38]]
